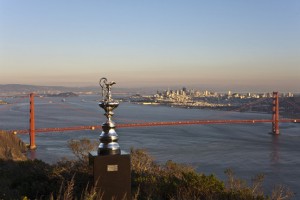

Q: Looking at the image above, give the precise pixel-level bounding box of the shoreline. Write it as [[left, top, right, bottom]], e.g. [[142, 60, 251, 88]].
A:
[[130, 101, 300, 119], [132, 101, 270, 114]]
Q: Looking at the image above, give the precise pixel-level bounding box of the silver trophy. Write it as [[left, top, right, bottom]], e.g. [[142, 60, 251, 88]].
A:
[[98, 77, 120, 155]]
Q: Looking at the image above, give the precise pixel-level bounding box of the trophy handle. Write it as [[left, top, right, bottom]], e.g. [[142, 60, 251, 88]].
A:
[[99, 77, 116, 101]]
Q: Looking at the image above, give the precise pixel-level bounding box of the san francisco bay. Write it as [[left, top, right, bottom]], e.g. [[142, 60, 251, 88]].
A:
[[1, 95, 299, 195]]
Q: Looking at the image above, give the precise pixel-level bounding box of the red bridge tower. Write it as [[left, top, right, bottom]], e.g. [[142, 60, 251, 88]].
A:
[[272, 92, 280, 135], [29, 93, 36, 149]]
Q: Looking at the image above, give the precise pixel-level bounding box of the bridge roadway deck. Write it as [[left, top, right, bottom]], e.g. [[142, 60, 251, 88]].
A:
[[5, 119, 300, 135]]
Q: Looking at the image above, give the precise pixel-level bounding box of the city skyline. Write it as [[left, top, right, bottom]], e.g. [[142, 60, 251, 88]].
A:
[[1, 1, 299, 92]]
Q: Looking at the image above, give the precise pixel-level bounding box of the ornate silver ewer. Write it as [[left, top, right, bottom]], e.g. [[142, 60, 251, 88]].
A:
[[98, 77, 120, 155]]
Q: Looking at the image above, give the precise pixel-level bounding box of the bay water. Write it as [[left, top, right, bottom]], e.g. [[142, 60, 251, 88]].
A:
[[1, 95, 299, 195]]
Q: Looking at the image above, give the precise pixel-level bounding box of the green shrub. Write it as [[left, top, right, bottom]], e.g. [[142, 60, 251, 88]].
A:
[[0, 159, 58, 199], [131, 151, 225, 200]]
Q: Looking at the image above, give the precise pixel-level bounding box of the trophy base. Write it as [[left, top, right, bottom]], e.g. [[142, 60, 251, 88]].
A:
[[89, 151, 131, 200]]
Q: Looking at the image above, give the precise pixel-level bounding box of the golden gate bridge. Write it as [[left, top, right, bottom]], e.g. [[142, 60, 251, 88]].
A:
[[1, 92, 300, 150]]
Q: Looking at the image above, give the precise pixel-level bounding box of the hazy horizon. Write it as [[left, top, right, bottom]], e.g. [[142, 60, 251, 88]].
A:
[[1, 1, 299, 91], [1, 83, 299, 94]]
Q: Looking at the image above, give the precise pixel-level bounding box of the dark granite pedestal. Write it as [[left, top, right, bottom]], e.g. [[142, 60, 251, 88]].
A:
[[89, 151, 131, 200]]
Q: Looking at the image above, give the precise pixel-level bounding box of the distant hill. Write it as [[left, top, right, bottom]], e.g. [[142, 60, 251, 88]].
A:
[[46, 92, 78, 97], [0, 84, 91, 95], [0, 84, 156, 96], [0, 100, 8, 105]]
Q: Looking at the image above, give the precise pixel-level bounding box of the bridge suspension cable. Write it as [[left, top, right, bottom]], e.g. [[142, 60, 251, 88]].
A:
[[5, 118, 300, 135]]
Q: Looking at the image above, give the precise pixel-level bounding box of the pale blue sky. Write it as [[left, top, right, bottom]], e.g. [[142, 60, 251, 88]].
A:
[[0, 0, 299, 91]]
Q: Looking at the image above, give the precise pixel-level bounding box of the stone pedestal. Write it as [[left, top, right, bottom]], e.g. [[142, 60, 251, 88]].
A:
[[89, 151, 131, 200]]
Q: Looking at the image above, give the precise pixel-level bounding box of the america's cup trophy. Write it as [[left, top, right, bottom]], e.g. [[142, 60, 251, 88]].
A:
[[90, 77, 131, 200], [98, 77, 120, 155]]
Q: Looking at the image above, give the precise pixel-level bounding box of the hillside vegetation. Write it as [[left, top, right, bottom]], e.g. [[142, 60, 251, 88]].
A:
[[0, 136, 294, 199], [0, 131, 27, 161]]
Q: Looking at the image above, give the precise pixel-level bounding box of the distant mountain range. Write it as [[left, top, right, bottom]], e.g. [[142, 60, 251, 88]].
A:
[[0, 84, 77, 93], [0, 84, 156, 96]]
